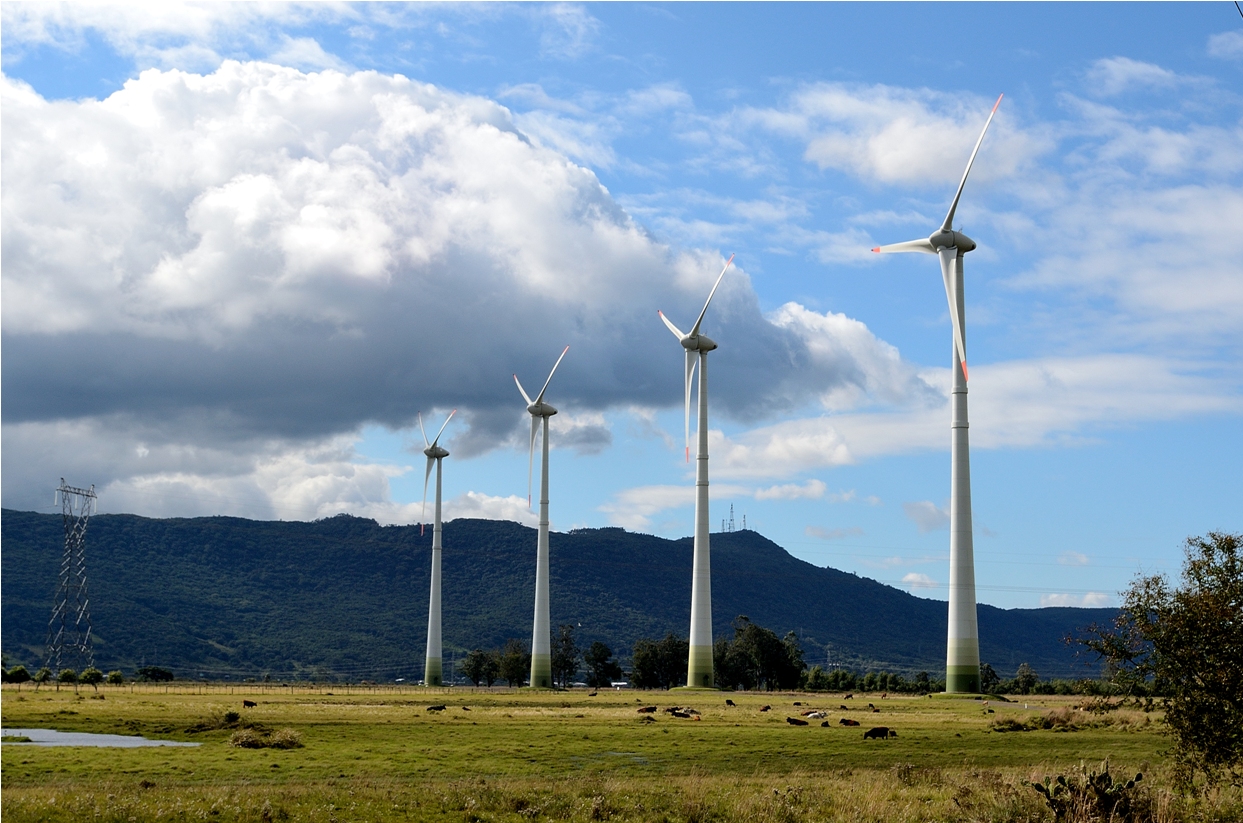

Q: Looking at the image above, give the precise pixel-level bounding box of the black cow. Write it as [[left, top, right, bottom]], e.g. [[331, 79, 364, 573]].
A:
[[786, 717, 809, 726], [863, 726, 890, 740]]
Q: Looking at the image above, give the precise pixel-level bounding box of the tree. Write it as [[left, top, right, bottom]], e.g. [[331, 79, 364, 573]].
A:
[[58, 668, 78, 690], [551, 625, 580, 688], [80, 667, 104, 691], [6, 665, 31, 685], [33, 667, 52, 689], [583, 642, 623, 688], [1079, 532, 1243, 788], [631, 634, 688, 690], [979, 663, 1001, 694], [715, 617, 807, 690], [499, 640, 530, 687], [462, 649, 490, 687], [107, 670, 125, 685], [136, 666, 174, 682], [1014, 663, 1038, 695]]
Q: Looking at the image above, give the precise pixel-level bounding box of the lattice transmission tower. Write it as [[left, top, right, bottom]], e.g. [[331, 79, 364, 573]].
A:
[[45, 478, 97, 672]]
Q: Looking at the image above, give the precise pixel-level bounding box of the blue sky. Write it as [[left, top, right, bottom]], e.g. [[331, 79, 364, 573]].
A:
[[2, 2, 1240, 611]]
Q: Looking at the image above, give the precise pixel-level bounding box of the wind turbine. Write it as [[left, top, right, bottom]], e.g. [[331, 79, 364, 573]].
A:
[[514, 345, 570, 689], [419, 409, 456, 687], [871, 94, 1002, 694], [659, 253, 734, 689]]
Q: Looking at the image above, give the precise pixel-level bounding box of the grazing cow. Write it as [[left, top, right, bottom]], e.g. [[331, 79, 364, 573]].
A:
[[873, 708, 881, 713], [862, 726, 890, 740], [242, 700, 257, 708], [427, 705, 447, 712], [671, 710, 691, 718], [888, 730, 899, 738], [986, 709, 995, 714], [844, 694, 853, 699], [725, 699, 736, 707], [637, 706, 657, 714], [589, 691, 598, 697], [839, 718, 860, 727], [868, 703, 875, 709], [839, 705, 849, 710], [793, 701, 802, 706], [786, 717, 809, 726], [760, 705, 771, 712], [881, 693, 888, 699]]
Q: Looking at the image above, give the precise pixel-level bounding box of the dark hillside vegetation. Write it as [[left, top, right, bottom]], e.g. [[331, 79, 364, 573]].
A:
[[1, 509, 1112, 681]]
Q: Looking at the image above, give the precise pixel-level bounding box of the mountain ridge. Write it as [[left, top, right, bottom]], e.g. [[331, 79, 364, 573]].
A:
[[1, 509, 1111, 682]]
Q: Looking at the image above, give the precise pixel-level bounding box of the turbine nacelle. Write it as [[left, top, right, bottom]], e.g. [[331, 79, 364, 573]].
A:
[[526, 401, 558, 418], [931, 230, 975, 254], [680, 333, 717, 353], [423, 444, 449, 459]]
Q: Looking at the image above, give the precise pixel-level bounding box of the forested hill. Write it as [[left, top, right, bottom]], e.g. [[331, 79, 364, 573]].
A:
[[2, 509, 1111, 682]]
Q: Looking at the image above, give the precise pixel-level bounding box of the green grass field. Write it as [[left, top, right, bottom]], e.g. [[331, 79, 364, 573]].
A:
[[2, 684, 1238, 822]]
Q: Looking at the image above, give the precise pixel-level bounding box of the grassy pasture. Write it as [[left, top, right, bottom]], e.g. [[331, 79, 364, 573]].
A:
[[2, 684, 1238, 822]]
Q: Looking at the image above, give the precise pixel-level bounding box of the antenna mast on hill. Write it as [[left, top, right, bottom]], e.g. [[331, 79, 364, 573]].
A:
[[45, 479, 97, 672]]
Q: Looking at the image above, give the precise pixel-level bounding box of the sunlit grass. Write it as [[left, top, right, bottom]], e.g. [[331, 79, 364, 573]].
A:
[[3, 684, 1239, 821]]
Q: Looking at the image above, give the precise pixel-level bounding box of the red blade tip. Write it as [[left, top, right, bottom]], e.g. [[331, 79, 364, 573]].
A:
[[871, 247, 881, 253]]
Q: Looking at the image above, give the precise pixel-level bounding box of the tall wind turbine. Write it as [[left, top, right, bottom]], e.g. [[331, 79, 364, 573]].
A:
[[419, 409, 456, 687], [871, 94, 1002, 694], [514, 345, 569, 689], [659, 254, 734, 689]]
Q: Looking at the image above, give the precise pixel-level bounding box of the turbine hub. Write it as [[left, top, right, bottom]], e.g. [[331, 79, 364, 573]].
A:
[[681, 334, 717, 352], [930, 229, 976, 253], [528, 401, 558, 417], [424, 445, 449, 459]]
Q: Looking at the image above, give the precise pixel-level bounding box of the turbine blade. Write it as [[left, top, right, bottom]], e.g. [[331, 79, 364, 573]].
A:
[[418, 412, 430, 449], [872, 238, 936, 254], [431, 408, 457, 448], [658, 310, 686, 340], [689, 253, 734, 337], [514, 374, 533, 406], [684, 349, 697, 463], [534, 345, 570, 404], [942, 93, 1003, 233], [938, 247, 968, 381], [527, 415, 539, 508], [421, 455, 435, 536]]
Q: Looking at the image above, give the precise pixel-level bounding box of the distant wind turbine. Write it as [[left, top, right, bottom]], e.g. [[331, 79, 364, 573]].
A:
[[419, 409, 456, 687], [871, 94, 1002, 694], [515, 345, 570, 689], [659, 254, 734, 689]]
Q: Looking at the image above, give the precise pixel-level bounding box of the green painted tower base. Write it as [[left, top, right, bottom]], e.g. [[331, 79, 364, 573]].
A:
[[529, 653, 552, 689], [424, 658, 442, 687], [946, 665, 979, 694], [686, 644, 714, 689]]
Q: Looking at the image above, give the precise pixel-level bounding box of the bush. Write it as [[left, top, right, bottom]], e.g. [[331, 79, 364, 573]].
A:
[[229, 728, 303, 749]]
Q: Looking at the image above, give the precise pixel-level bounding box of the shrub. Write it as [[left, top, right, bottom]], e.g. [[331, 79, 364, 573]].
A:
[[229, 728, 303, 749]]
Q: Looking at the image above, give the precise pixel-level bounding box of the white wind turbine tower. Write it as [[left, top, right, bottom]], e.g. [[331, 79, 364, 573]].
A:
[[871, 94, 1003, 694], [419, 409, 456, 687], [659, 254, 734, 689], [514, 345, 570, 689]]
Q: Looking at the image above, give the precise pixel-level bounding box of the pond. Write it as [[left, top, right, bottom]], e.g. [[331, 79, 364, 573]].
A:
[[1, 728, 201, 748]]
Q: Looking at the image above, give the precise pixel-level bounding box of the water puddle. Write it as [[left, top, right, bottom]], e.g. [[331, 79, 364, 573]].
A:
[[2, 728, 201, 748]]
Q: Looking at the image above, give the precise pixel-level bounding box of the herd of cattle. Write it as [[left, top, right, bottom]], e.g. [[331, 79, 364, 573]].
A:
[[240, 695, 901, 739], [634, 698, 898, 739]]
